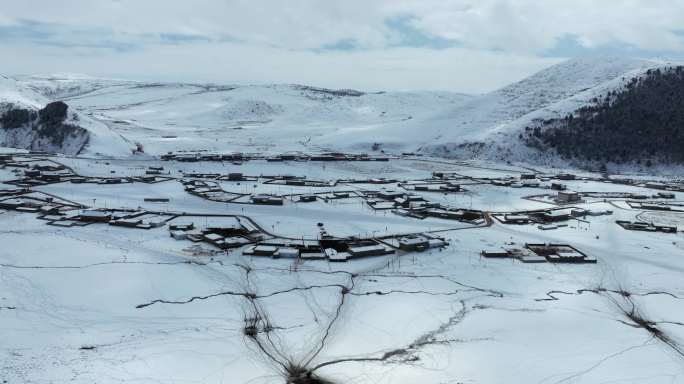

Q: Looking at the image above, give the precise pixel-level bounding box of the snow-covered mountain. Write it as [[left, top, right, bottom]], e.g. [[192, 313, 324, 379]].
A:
[[313, 57, 664, 155], [12, 75, 472, 155], [0, 75, 133, 156], [5, 57, 683, 167], [415, 57, 676, 163]]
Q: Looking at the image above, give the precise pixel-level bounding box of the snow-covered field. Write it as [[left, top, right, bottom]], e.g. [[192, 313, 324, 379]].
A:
[[2, 155, 684, 384]]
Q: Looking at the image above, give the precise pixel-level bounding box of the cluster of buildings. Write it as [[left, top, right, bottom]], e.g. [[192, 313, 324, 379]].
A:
[[240, 232, 448, 262], [161, 151, 390, 163], [616, 220, 678, 233], [0, 191, 80, 217], [581, 191, 650, 200], [481, 243, 596, 264], [340, 177, 397, 185], [182, 180, 245, 203], [0, 190, 173, 230], [1, 155, 172, 187], [262, 176, 332, 188], [1, 157, 75, 187], [0, 153, 35, 168], [169, 218, 259, 249], [627, 201, 683, 212], [401, 181, 464, 193], [267, 152, 390, 162], [529, 188, 679, 207], [636, 181, 684, 193], [16, 168, 170, 187], [161, 152, 246, 162], [181, 174, 358, 206], [51, 209, 172, 229], [485, 173, 580, 189], [242, 238, 396, 262], [362, 189, 486, 224], [494, 207, 613, 228], [366, 190, 430, 210]]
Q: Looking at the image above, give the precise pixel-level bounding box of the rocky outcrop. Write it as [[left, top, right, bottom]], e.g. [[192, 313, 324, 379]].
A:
[[0, 101, 89, 155]]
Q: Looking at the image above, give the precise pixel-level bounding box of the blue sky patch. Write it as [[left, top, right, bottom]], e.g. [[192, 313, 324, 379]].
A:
[[543, 33, 684, 60], [385, 16, 459, 49]]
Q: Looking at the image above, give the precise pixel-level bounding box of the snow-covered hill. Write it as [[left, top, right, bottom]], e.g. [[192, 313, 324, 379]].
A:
[[0, 75, 133, 156], [6, 57, 682, 167], [13, 75, 471, 155], [312, 57, 665, 156], [418, 57, 674, 163]]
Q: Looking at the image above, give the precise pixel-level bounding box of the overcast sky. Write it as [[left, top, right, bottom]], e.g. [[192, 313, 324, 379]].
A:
[[1, 0, 683, 92]]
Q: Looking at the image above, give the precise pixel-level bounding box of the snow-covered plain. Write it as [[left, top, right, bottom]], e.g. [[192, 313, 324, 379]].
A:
[[2, 155, 684, 384]]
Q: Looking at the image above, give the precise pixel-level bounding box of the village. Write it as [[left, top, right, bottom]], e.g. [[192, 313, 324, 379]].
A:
[[1, 150, 683, 265]]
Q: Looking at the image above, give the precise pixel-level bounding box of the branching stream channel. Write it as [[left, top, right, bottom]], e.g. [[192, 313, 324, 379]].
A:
[[134, 260, 504, 384]]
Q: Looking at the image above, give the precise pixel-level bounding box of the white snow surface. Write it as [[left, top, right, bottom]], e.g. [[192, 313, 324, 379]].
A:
[[2, 157, 683, 383]]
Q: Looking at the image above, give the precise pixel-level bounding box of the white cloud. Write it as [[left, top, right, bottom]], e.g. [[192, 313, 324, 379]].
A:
[[3, 0, 683, 52], [0, 39, 560, 93], [0, 1, 398, 49], [0, 1, 682, 91], [397, 0, 684, 53]]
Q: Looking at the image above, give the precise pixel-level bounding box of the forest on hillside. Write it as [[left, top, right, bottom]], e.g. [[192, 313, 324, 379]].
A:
[[523, 66, 684, 165]]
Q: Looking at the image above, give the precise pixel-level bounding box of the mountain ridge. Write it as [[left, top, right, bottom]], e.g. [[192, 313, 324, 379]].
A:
[[3, 57, 684, 173]]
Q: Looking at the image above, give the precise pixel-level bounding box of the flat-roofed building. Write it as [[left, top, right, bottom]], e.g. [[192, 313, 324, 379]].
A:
[[78, 210, 112, 223], [502, 214, 530, 224], [398, 235, 430, 252], [557, 191, 581, 203], [251, 195, 284, 205], [348, 244, 393, 258]]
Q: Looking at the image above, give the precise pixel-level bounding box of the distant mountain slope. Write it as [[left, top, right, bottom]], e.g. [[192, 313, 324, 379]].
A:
[[523, 66, 684, 166], [0, 76, 133, 156], [16, 76, 472, 155], [312, 57, 659, 154], [9, 57, 682, 169], [434, 56, 656, 138], [422, 58, 684, 168], [416, 57, 666, 159]]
